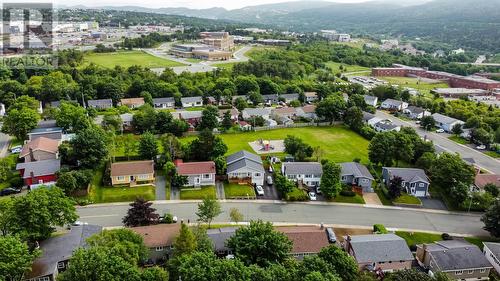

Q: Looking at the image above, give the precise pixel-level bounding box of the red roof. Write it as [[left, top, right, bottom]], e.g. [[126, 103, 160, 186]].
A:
[[20, 137, 59, 158], [177, 161, 216, 175], [276, 226, 330, 254], [475, 174, 500, 189]]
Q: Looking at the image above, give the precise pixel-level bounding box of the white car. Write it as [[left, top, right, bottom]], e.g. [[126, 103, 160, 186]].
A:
[[255, 185, 265, 196], [476, 145, 486, 150], [267, 176, 273, 185], [308, 192, 317, 201], [10, 145, 22, 154], [435, 129, 445, 133]]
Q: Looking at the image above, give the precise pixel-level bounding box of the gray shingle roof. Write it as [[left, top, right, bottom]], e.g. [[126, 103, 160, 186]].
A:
[[431, 113, 463, 125], [242, 108, 272, 117], [262, 94, 278, 102], [483, 242, 500, 261], [152, 97, 175, 104], [16, 159, 61, 178], [341, 162, 374, 180], [282, 162, 323, 175], [181, 96, 202, 103], [375, 122, 400, 131], [207, 227, 237, 252], [405, 106, 425, 114], [382, 98, 404, 106], [347, 234, 413, 263], [426, 240, 492, 271], [227, 158, 265, 173], [226, 150, 262, 165], [363, 95, 377, 104], [362, 112, 376, 121], [383, 167, 429, 183], [280, 94, 299, 100], [87, 99, 113, 107], [26, 225, 102, 279]]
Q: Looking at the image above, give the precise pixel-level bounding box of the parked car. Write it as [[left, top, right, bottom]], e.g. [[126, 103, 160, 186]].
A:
[[255, 185, 265, 196], [325, 227, 337, 244], [435, 129, 445, 133], [0, 187, 21, 196], [308, 192, 317, 201], [476, 145, 486, 150], [266, 176, 273, 185], [10, 145, 22, 154]]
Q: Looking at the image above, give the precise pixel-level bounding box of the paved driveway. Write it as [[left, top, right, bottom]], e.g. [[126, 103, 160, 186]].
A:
[[155, 175, 166, 200], [215, 181, 225, 199], [421, 198, 448, 210], [363, 193, 383, 205]]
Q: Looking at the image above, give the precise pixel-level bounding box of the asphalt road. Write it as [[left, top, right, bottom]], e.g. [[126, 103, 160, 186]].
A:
[[375, 111, 500, 174], [78, 201, 488, 236], [0, 130, 11, 158]]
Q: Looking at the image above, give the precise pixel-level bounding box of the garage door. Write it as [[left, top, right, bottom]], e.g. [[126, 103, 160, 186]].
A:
[[414, 190, 426, 197]]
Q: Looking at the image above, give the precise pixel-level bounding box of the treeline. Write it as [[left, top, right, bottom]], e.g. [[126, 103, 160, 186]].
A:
[[121, 32, 173, 49]]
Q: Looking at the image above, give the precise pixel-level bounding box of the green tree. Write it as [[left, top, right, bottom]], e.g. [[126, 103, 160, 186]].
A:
[[221, 110, 233, 131], [196, 197, 222, 227], [173, 223, 197, 257], [133, 105, 157, 133], [299, 255, 340, 280], [320, 161, 342, 199], [141, 267, 169, 281], [138, 132, 158, 160], [122, 134, 136, 161], [227, 220, 293, 267], [430, 153, 475, 194], [229, 207, 244, 223], [420, 115, 435, 131], [315, 94, 347, 124], [122, 198, 160, 227], [187, 129, 227, 161], [385, 269, 434, 281], [0, 159, 11, 182], [1, 108, 39, 140], [317, 245, 359, 281], [102, 114, 122, 132], [482, 196, 500, 236], [56, 172, 79, 195], [161, 134, 183, 160], [70, 125, 109, 168], [10, 187, 77, 241], [275, 173, 295, 194], [55, 102, 90, 133], [415, 152, 436, 171], [388, 176, 403, 199], [199, 105, 219, 131], [284, 135, 313, 161], [344, 106, 364, 131], [451, 123, 463, 136], [192, 225, 214, 253], [393, 132, 414, 166], [235, 76, 259, 96], [368, 132, 396, 166], [0, 199, 13, 236], [0, 235, 40, 281]]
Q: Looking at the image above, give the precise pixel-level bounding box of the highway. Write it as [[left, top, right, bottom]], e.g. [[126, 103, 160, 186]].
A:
[[375, 111, 500, 174], [78, 201, 488, 236]]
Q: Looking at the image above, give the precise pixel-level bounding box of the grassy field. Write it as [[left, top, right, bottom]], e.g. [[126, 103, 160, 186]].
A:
[[396, 231, 442, 246], [448, 135, 469, 145], [113, 134, 164, 158], [180, 186, 216, 200], [485, 151, 500, 159], [224, 183, 256, 199], [213, 62, 238, 70], [182, 126, 370, 164], [394, 194, 422, 205], [325, 61, 370, 74], [83, 51, 185, 69], [332, 194, 365, 204], [378, 76, 449, 97]]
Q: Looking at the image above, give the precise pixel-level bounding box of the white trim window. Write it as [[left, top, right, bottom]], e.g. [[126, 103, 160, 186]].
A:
[[480, 268, 487, 273], [156, 246, 164, 251], [467, 270, 474, 274], [139, 174, 149, 180], [455, 270, 463, 275], [117, 176, 125, 181], [57, 261, 65, 269], [203, 174, 211, 179]]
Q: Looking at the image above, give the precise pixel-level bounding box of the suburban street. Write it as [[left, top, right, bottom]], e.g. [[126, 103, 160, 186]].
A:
[[0, 130, 11, 158], [78, 201, 488, 236], [375, 111, 500, 174]]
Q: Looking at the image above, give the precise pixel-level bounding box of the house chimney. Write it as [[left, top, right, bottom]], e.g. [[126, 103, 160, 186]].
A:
[[320, 223, 324, 230], [29, 147, 36, 162], [30, 171, 35, 186]]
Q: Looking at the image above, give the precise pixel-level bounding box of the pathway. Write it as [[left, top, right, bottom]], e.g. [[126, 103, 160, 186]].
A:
[[170, 184, 180, 200], [215, 181, 225, 199], [363, 193, 383, 206], [155, 175, 166, 200]]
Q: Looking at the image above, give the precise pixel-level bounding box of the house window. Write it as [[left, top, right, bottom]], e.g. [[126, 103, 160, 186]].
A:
[[305, 174, 312, 178], [341, 176, 346, 181], [410, 183, 415, 188], [419, 183, 425, 187], [480, 269, 486, 273], [58, 262, 65, 269], [156, 247, 164, 251], [467, 270, 474, 274], [254, 173, 261, 177], [455, 270, 463, 275], [203, 174, 211, 179], [139, 174, 149, 180]]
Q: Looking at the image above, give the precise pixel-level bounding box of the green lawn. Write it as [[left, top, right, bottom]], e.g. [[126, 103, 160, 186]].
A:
[[213, 62, 238, 70], [285, 187, 307, 201], [113, 134, 164, 158], [180, 186, 216, 200], [182, 126, 370, 164], [448, 135, 469, 145], [331, 194, 365, 204], [485, 151, 500, 159], [393, 194, 422, 205], [83, 51, 185, 69], [325, 61, 370, 74], [464, 237, 500, 250], [224, 183, 256, 199], [396, 231, 442, 246], [9, 138, 22, 149], [375, 187, 394, 206], [378, 76, 449, 97]]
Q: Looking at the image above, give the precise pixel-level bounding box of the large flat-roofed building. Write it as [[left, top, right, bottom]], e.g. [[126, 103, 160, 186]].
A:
[[432, 88, 489, 97], [170, 43, 232, 61], [199, 32, 234, 51]]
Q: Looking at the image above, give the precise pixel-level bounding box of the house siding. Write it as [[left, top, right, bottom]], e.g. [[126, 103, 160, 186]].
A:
[[23, 174, 57, 186], [111, 173, 155, 186], [147, 246, 174, 263], [283, 173, 321, 187], [228, 168, 264, 186], [484, 246, 500, 274], [358, 260, 412, 272], [183, 173, 215, 187], [438, 269, 490, 280]]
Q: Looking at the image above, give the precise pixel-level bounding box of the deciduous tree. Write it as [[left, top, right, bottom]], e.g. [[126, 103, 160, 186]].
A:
[[138, 131, 158, 160], [0, 235, 40, 281], [70, 125, 109, 168], [320, 161, 342, 199], [196, 198, 222, 227], [122, 198, 160, 227]]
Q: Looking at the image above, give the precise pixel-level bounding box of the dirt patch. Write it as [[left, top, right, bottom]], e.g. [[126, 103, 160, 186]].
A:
[[334, 227, 373, 243]]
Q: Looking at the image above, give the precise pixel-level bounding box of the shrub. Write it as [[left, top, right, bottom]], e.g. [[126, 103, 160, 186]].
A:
[[286, 192, 308, 201], [340, 190, 356, 197], [441, 233, 453, 240], [373, 224, 388, 234], [9, 176, 23, 188], [161, 213, 174, 224]]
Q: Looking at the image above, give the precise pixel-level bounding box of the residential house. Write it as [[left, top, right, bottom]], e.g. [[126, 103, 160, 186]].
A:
[[474, 174, 499, 192], [304, 92, 318, 103], [175, 160, 216, 187], [181, 96, 203, 108], [272, 107, 296, 125], [16, 159, 60, 187], [382, 167, 430, 197], [28, 120, 63, 141], [362, 112, 381, 127], [19, 137, 59, 162], [276, 226, 330, 259], [237, 121, 252, 131], [152, 97, 175, 109], [483, 242, 500, 274], [110, 160, 155, 186], [262, 94, 278, 105], [23, 225, 102, 281], [374, 121, 401, 132], [340, 162, 375, 192], [87, 99, 113, 110], [218, 108, 239, 122], [281, 162, 322, 188], [175, 111, 203, 127], [241, 108, 272, 120], [120, 98, 145, 109], [403, 106, 430, 119], [363, 95, 378, 107], [226, 150, 265, 186], [207, 227, 237, 257], [342, 93, 349, 103], [380, 99, 408, 111], [120, 113, 134, 131], [296, 105, 317, 120], [280, 93, 299, 104], [432, 113, 465, 133], [50, 100, 77, 108], [130, 224, 181, 264], [416, 240, 492, 280], [343, 234, 414, 272]]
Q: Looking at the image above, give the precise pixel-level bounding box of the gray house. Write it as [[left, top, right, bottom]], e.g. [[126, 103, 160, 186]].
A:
[[131, 224, 181, 264], [152, 97, 175, 109], [382, 167, 430, 197], [432, 113, 464, 133], [362, 112, 381, 127], [262, 94, 279, 105], [181, 96, 203, 108], [416, 240, 492, 280], [281, 162, 322, 188], [280, 93, 300, 103], [381, 99, 408, 111], [340, 162, 375, 192], [24, 225, 102, 281], [241, 108, 272, 120], [363, 95, 378, 107], [176, 160, 216, 187], [87, 99, 113, 110], [226, 150, 265, 186], [207, 227, 237, 257]]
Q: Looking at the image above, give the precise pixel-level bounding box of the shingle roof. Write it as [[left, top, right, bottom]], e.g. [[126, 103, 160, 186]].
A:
[[383, 167, 429, 183], [175, 111, 203, 120], [280, 94, 299, 100], [301, 105, 316, 113], [425, 240, 492, 271], [282, 162, 323, 175], [262, 94, 278, 101], [273, 107, 297, 115], [226, 150, 262, 165], [181, 96, 203, 103], [431, 113, 463, 125], [340, 162, 374, 180], [242, 108, 272, 117], [16, 159, 61, 178], [362, 111, 376, 121], [346, 234, 413, 263], [227, 158, 265, 173], [152, 97, 175, 104], [131, 224, 181, 248], [375, 122, 400, 131], [474, 174, 499, 189], [276, 226, 329, 254], [111, 160, 154, 177], [88, 99, 113, 107], [120, 113, 134, 122], [483, 242, 500, 261], [405, 106, 425, 114], [207, 227, 237, 252], [382, 98, 404, 106], [177, 161, 216, 175], [20, 137, 59, 158], [363, 95, 377, 104], [25, 225, 102, 279], [120, 98, 145, 105], [304, 92, 318, 98]]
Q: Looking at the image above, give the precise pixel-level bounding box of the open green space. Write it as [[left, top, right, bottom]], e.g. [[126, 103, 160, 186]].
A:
[[213, 62, 238, 70], [448, 135, 468, 145], [393, 194, 422, 205], [331, 194, 365, 204], [180, 186, 216, 200], [83, 50, 185, 69], [325, 61, 370, 74], [182, 126, 370, 164], [396, 231, 442, 246], [378, 76, 449, 97], [485, 151, 500, 159], [224, 183, 256, 199], [113, 134, 164, 158]]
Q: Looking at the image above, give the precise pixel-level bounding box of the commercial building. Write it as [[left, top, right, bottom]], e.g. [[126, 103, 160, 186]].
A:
[[199, 32, 234, 51], [170, 43, 232, 61]]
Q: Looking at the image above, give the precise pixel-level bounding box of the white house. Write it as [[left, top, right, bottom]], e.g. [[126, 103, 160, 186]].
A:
[[281, 162, 323, 188], [362, 112, 381, 127], [226, 150, 265, 186], [363, 95, 378, 107], [153, 97, 175, 109], [403, 106, 430, 120], [304, 92, 318, 102], [483, 242, 500, 274], [381, 99, 408, 111], [431, 113, 464, 132], [181, 97, 203, 108]]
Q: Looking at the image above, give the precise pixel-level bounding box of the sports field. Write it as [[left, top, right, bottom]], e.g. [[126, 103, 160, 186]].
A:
[[83, 51, 185, 69], [378, 76, 449, 97]]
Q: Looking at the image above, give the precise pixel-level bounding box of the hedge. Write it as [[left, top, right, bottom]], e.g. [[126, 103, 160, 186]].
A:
[[373, 224, 388, 234]]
